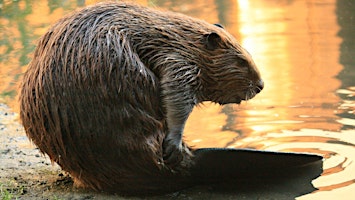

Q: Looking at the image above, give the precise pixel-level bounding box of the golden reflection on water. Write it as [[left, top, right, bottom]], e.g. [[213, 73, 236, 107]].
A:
[[186, 0, 344, 143], [260, 129, 355, 200], [237, 0, 343, 132]]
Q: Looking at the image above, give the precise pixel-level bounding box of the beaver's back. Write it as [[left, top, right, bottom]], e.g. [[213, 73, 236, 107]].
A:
[[20, 2, 196, 194]]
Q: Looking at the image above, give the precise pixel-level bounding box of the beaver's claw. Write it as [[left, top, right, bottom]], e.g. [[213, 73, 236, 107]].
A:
[[163, 139, 183, 168], [162, 139, 193, 172]]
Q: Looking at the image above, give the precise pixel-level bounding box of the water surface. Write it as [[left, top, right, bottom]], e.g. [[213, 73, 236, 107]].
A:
[[1, 0, 354, 199]]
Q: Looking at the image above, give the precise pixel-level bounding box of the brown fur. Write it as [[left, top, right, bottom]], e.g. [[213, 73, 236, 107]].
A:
[[19, 2, 263, 195]]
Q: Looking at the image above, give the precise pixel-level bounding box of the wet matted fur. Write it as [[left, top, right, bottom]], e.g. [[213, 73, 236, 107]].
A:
[[20, 2, 263, 195]]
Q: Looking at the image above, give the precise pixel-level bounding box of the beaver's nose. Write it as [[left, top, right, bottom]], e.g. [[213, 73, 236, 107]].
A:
[[254, 79, 264, 94]]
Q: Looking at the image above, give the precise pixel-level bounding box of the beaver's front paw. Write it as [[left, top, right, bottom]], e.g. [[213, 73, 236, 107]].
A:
[[163, 139, 193, 172]]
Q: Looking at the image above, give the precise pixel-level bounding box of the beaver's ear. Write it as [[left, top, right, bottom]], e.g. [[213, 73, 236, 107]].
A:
[[203, 32, 222, 50]]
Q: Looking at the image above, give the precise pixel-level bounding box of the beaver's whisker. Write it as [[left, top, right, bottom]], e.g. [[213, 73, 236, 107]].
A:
[[245, 90, 251, 101], [245, 88, 256, 101]]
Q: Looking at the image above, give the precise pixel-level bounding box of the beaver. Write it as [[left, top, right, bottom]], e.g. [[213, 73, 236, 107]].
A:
[[19, 2, 263, 195]]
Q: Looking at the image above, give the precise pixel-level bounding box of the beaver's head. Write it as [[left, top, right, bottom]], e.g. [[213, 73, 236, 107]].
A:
[[197, 25, 264, 105]]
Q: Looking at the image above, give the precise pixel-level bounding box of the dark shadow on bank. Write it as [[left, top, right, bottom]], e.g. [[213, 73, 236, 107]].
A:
[[181, 148, 323, 199], [57, 148, 322, 199]]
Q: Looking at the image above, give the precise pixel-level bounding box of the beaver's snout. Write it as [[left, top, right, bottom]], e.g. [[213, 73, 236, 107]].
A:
[[239, 79, 264, 102], [254, 79, 264, 94], [215, 79, 264, 105]]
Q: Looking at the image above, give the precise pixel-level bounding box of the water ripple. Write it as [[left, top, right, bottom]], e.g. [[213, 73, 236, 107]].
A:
[[256, 129, 355, 200]]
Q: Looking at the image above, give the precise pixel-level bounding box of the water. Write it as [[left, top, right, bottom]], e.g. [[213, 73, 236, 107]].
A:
[[1, 0, 354, 199]]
